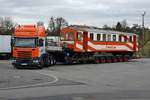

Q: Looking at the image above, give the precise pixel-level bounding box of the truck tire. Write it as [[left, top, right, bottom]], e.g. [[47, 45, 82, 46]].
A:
[[48, 55, 56, 66], [13, 65, 21, 69], [38, 57, 44, 69]]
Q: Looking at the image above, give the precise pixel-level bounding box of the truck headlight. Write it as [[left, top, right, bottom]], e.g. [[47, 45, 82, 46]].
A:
[[33, 60, 39, 63], [12, 59, 16, 63]]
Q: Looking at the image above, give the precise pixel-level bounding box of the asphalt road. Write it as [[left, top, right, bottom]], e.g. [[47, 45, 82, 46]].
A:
[[0, 58, 150, 100]]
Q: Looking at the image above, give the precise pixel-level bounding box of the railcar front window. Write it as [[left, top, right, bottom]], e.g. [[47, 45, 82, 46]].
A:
[[14, 38, 37, 47], [61, 32, 65, 40]]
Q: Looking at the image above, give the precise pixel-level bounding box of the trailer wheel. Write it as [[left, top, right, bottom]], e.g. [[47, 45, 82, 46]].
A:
[[113, 57, 118, 62], [95, 58, 100, 64], [107, 57, 112, 63], [123, 57, 129, 62], [101, 57, 106, 63], [119, 57, 123, 62]]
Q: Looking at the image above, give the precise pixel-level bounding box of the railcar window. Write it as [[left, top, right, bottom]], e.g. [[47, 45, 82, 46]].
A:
[[66, 32, 68, 40], [113, 35, 116, 42], [108, 34, 111, 41], [103, 34, 106, 41], [129, 36, 132, 42], [69, 32, 74, 40], [77, 32, 82, 40], [97, 34, 101, 41], [119, 35, 122, 42], [124, 36, 127, 42], [90, 33, 94, 41], [61, 32, 65, 40]]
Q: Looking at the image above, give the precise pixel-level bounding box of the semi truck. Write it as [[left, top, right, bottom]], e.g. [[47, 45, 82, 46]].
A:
[[12, 25, 138, 68], [0, 35, 11, 59]]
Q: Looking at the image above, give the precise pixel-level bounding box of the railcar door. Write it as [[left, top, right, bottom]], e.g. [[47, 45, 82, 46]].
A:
[[83, 31, 88, 52]]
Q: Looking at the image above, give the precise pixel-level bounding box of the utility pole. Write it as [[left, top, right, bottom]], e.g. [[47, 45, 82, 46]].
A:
[[142, 11, 146, 56]]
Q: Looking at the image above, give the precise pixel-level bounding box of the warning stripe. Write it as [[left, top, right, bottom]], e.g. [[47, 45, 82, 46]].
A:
[[88, 41, 134, 51]]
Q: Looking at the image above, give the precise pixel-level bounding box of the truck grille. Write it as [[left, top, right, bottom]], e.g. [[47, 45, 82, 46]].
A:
[[17, 59, 32, 63], [17, 51, 32, 58]]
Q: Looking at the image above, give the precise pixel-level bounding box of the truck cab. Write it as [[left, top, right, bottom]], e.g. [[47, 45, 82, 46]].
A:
[[12, 25, 50, 68]]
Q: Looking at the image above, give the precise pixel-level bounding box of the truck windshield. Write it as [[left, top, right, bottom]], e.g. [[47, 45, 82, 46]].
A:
[[14, 38, 37, 47]]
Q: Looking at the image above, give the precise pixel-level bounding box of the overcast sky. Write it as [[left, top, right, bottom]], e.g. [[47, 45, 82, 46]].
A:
[[0, 0, 150, 28]]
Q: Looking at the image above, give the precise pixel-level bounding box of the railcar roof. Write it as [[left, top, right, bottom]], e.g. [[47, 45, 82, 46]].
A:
[[68, 26, 137, 36]]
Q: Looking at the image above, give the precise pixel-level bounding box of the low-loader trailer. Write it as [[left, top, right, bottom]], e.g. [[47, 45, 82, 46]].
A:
[[12, 25, 138, 68]]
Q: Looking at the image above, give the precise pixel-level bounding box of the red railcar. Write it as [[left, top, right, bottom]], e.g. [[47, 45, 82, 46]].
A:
[[60, 25, 138, 54]]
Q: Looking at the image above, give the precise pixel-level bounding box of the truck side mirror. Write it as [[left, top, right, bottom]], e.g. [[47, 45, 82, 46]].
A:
[[39, 39, 44, 46]]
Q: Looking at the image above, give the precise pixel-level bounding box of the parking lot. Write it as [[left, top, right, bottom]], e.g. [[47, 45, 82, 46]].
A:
[[0, 58, 150, 100]]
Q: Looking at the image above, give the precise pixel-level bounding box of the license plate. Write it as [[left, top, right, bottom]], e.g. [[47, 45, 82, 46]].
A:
[[21, 63, 27, 65]]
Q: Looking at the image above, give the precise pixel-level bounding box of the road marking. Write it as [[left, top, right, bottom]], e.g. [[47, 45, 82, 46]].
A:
[[0, 71, 59, 90]]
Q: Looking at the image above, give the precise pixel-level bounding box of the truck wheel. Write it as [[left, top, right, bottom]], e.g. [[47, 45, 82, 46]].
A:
[[49, 55, 56, 66], [39, 57, 44, 69], [13, 65, 21, 69]]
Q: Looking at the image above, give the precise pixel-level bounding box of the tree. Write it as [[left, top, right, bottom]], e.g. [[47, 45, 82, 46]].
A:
[[48, 16, 56, 35], [121, 19, 127, 29], [47, 16, 68, 36], [0, 17, 16, 35], [55, 17, 68, 35], [103, 24, 111, 30], [37, 21, 44, 27], [116, 22, 122, 31]]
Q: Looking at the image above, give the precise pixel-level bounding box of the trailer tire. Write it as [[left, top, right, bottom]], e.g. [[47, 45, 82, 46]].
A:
[[107, 57, 112, 63], [113, 57, 118, 62], [119, 57, 123, 62], [95, 58, 100, 64], [100, 57, 106, 63], [123, 56, 129, 62], [49, 55, 56, 66]]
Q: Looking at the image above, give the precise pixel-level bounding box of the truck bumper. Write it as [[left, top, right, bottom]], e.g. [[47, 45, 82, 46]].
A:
[[12, 58, 40, 67]]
